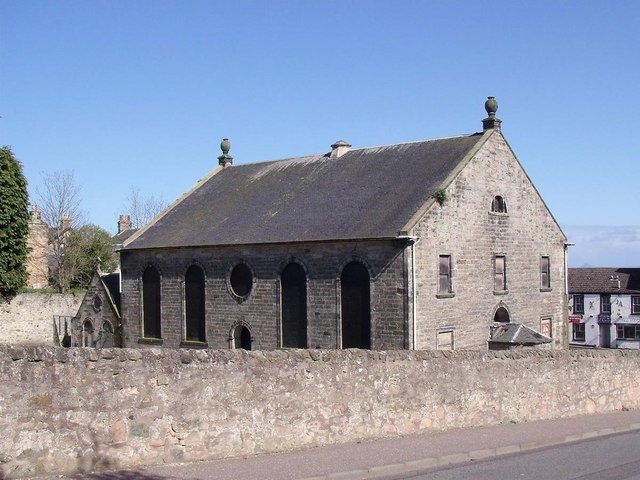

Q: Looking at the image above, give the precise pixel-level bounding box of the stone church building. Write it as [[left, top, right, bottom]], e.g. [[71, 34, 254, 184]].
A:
[[120, 98, 567, 351]]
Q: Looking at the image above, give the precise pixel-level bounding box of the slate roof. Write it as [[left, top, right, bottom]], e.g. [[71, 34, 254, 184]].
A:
[[568, 268, 640, 294], [125, 132, 487, 250], [100, 272, 121, 318], [112, 228, 137, 247], [489, 323, 552, 345]]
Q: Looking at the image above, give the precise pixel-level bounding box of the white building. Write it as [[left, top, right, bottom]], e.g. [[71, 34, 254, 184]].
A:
[[568, 268, 640, 349]]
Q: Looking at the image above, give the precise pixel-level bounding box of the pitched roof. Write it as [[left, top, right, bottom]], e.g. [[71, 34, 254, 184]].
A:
[[124, 132, 488, 250], [568, 268, 640, 294], [489, 323, 552, 345]]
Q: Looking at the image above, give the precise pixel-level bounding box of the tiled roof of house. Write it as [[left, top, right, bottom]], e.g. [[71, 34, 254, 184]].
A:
[[124, 132, 488, 250], [568, 268, 640, 294], [112, 228, 137, 246]]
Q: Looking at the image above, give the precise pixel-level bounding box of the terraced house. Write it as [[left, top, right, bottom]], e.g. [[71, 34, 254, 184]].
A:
[[120, 98, 567, 351]]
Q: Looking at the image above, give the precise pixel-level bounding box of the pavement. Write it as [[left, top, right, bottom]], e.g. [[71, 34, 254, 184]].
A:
[[35, 409, 640, 480]]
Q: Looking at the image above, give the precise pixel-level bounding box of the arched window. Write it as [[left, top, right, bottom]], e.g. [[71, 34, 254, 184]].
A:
[[142, 266, 161, 339], [82, 320, 94, 347], [185, 265, 206, 342], [491, 195, 507, 213], [234, 325, 252, 350], [494, 306, 510, 323], [281, 262, 307, 348], [341, 261, 371, 349]]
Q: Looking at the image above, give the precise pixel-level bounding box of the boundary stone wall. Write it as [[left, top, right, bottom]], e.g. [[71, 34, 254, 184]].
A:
[[1, 346, 639, 478], [0, 294, 82, 346]]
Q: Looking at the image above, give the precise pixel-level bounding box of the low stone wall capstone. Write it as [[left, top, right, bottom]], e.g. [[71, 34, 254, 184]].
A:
[[1, 346, 639, 478]]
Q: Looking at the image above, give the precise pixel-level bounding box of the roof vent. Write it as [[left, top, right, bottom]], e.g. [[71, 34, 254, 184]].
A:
[[218, 138, 233, 167], [330, 140, 352, 159], [482, 96, 502, 132]]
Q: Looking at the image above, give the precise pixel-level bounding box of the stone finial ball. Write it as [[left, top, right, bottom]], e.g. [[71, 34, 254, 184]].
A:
[[485, 97, 498, 117], [221, 138, 231, 155]]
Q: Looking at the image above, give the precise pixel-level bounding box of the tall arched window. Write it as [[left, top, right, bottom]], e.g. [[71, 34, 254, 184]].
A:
[[281, 262, 307, 348], [142, 266, 161, 339], [185, 265, 206, 342], [341, 261, 371, 349], [491, 195, 507, 213]]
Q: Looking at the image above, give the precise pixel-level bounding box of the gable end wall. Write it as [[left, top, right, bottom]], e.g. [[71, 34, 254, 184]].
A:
[[412, 132, 567, 349]]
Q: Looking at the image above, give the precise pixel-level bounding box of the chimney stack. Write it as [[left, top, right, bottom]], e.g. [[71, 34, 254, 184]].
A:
[[482, 96, 502, 132], [218, 138, 233, 167], [330, 140, 352, 159], [118, 214, 132, 234]]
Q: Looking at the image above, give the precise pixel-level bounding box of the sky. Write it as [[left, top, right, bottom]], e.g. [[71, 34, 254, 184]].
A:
[[1, 0, 638, 267]]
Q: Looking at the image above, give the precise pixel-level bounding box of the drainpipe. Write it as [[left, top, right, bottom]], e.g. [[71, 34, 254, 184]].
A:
[[398, 236, 419, 349], [564, 242, 574, 349]]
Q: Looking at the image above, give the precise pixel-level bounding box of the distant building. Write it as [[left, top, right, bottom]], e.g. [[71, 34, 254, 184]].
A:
[[25, 205, 50, 289], [568, 267, 640, 349], [73, 271, 122, 348], [112, 214, 137, 251], [120, 98, 567, 351]]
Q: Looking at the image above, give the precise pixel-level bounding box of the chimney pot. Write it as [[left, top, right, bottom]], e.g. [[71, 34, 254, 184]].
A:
[[118, 214, 132, 234], [330, 140, 352, 159]]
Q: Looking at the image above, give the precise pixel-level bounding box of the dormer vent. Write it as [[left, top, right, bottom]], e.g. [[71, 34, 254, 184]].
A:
[[218, 138, 233, 167], [330, 140, 352, 159], [482, 96, 502, 132]]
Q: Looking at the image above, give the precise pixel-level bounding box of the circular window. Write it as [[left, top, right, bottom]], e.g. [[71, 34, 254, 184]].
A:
[[230, 263, 253, 298]]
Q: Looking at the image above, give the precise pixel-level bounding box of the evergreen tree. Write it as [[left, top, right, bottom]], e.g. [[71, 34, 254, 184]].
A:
[[0, 146, 29, 302]]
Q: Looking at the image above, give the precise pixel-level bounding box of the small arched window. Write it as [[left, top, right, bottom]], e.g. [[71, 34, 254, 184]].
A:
[[491, 195, 507, 213], [494, 306, 510, 323]]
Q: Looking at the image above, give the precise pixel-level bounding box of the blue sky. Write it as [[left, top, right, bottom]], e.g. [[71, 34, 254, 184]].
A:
[[1, 1, 638, 267]]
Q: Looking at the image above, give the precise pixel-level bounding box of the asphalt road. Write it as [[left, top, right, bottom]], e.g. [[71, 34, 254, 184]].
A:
[[393, 430, 640, 480]]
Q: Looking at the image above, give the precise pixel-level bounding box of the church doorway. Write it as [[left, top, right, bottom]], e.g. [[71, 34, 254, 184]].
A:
[[234, 325, 252, 350]]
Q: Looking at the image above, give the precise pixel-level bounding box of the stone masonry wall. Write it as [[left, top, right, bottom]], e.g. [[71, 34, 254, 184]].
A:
[[412, 131, 567, 349], [1, 346, 639, 478], [0, 294, 82, 346], [120, 240, 408, 350]]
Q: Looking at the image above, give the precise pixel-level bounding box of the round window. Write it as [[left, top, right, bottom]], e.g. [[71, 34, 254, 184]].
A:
[[230, 263, 253, 298]]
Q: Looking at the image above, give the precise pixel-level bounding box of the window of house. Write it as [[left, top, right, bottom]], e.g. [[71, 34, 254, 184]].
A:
[[142, 266, 162, 339], [229, 263, 253, 298], [572, 323, 586, 342], [494, 255, 506, 292], [540, 256, 550, 290], [540, 317, 552, 338], [491, 195, 507, 213], [573, 294, 584, 314], [437, 328, 455, 350], [600, 295, 611, 314], [438, 255, 452, 295], [616, 325, 640, 340], [632, 296, 640, 315]]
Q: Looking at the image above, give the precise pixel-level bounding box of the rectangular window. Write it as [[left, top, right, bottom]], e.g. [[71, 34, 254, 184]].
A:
[[438, 255, 452, 294], [540, 317, 552, 338], [616, 325, 640, 340], [437, 329, 455, 350], [494, 255, 506, 292], [572, 323, 586, 342], [573, 294, 584, 314], [540, 256, 550, 290], [600, 295, 611, 314], [632, 296, 640, 315]]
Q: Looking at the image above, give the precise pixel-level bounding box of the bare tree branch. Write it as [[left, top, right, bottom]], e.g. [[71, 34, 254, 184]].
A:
[[123, 186, 166, 229], [34, 170, 86, 293]]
